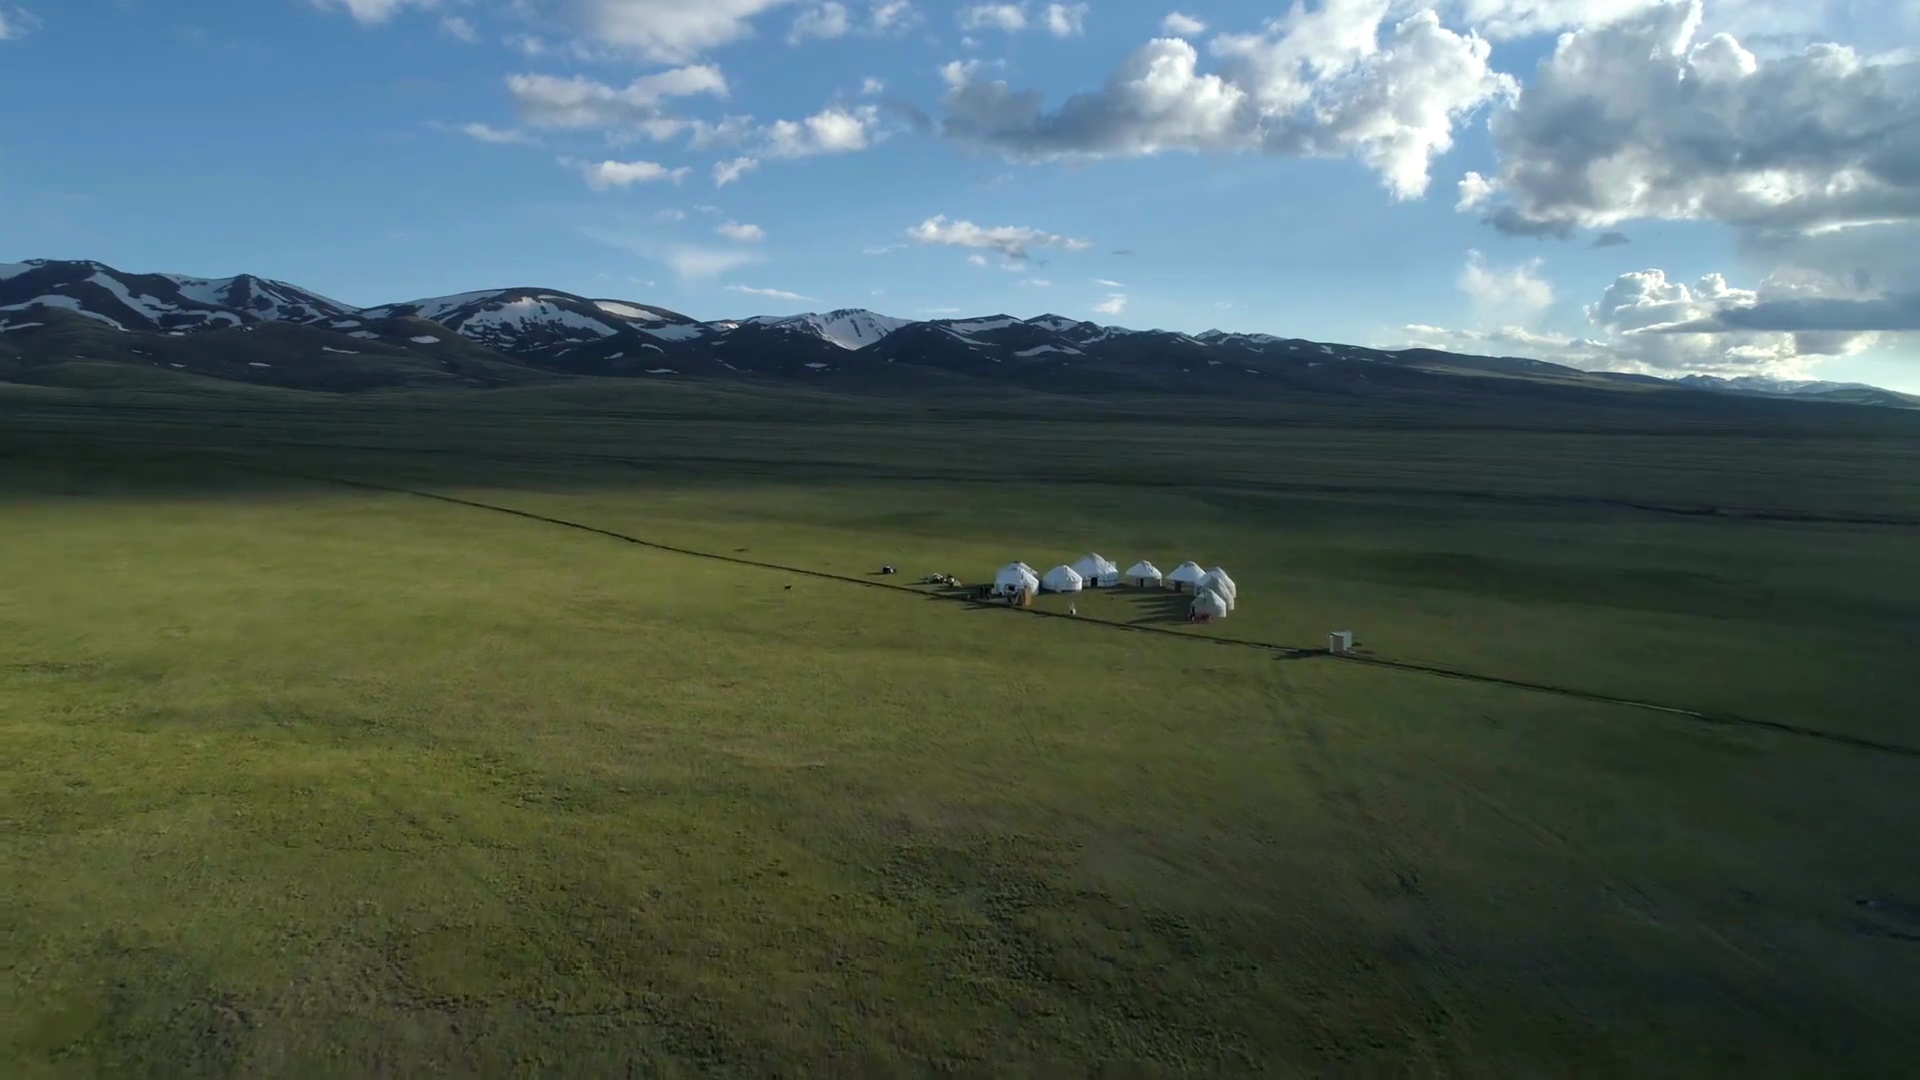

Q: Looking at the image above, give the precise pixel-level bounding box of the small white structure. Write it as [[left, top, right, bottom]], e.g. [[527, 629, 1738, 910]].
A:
[[1167, 561, 1208, 591], [1328, 630, 1354, 654], [1197, 569, 1237, 610], [993, 562, 1040, 596], [1070, 552, 1121, 587], [1124, 560, 1163, 587], [1040, 564, 1085, 593], [1190, 587, 1230, 622]]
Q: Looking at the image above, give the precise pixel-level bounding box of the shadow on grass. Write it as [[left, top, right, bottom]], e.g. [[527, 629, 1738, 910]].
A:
[[1112, 588, 1194, 626]]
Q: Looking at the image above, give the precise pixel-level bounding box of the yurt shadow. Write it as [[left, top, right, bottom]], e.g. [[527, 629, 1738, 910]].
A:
[[1117, 590, 1194, 625]]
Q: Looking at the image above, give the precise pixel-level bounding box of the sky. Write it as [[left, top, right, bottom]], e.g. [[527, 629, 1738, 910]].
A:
[[1, 0, 1917, 390]]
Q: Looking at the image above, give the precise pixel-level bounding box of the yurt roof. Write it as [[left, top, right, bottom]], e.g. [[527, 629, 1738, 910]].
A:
[[1125, 560, 1162, 576], [1168, 561, 1207, 582]]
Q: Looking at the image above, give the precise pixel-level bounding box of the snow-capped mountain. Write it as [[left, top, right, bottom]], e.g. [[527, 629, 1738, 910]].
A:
[[4, 257, 1912, 409], [0, 259, 352, 333], [745, 308, 914, 350]]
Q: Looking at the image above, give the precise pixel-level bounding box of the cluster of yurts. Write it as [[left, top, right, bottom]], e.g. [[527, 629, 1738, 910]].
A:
[[990, 553, 1239, 620]]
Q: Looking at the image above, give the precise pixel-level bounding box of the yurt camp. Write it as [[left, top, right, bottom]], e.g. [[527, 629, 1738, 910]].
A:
[[1125, 560, 1163, 587], [1040, 565, 1085, 593], [1167, 561, 1207, 591], [1070, 553, 1121, 587]]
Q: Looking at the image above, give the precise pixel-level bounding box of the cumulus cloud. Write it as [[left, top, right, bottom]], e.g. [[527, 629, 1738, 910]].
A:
[[788, 2, 850, 42], [572, 0, 795, 65], [439, 15, 478, 41], [960, 4, 1025, 32], [310, 0, 435, 24], [1469, 0, 1920, 238], [1161, 12, 1205, 36], [764, 104, 884, 157], [1457, 249, 1555, 322], [790, 0, 915, 41], [941, 7, 1517, 199], [507, 68, 728, 132], [571, 158, 693, 190], [1044, 3, 1087, 37], [727, 284, 816, 300], [906, 215, 1093, 261], [716, 220, 767, 241], [1440, 0, 1666, 41], [1094, 293, 1128, 314], [713, 155, 760, 185]]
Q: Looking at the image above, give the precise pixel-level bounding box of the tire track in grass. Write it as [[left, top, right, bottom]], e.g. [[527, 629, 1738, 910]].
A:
[[228, 463, 1920, 763]]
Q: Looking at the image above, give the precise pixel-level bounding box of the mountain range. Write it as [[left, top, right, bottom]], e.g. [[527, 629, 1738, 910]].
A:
[[3, 257, 1914, 409]]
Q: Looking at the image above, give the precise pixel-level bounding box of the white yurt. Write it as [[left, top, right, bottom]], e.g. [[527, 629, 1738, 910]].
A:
[[1190, 587, 1230, 621], [1040, 564, 1085, 593], [992, 562, 1040, 596], [1124, 560, 1163, 587], [1198, 568, 1237, 609], [1167, 561, 1208, 590], [1070, 553, 1121, 587]]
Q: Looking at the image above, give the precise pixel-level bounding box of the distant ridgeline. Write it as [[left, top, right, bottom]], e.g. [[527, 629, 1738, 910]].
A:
[[2, 257, 1914, 408]]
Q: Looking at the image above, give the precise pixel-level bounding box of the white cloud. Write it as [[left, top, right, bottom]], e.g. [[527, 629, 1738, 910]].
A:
[[1160, 11, 1205, 36], [0, 9, 33, 41], [871, 0, 915, 31], [959, 3, 1025, 32], [941, 6, 1517, 200], [728, 284, 817, 300], [713, 156, 761, 185], [507, 68, 729, 132], [572, 0, 795, 65], [1043, 3, 1086, 37], [788, 2, 850, 42], [1469, 1, 1920, 238], [716, 220, 767, 241], [439, 15, 478, 42], [654, 208, 689, 222], [967, 254, 990, 266], [572, 159, 692, 190], [310, 0, 436, 24], [861, 76, 886, 95], [764, 105, 882, 157], [1092, 277, 1124, 287], [1441, 0, 1666, 41], [906, 215, 1093, 261], [1457, 249, 1555, 323], [1022, 278, 1053, 286], [452, 122, 534, 145], [1456, 170, 1496, 211], [1094, 293, 1128, 314]]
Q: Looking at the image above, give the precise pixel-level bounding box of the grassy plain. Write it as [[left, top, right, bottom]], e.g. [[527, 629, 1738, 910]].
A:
[[5, 379, 1920, 1075]]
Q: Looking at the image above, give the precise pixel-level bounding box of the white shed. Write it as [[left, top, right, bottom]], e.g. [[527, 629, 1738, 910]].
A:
[[1190, 587, 1230, 621], [1070, 552, 1120, 587], [1167, 561, 1207, 590], [1040, 564, 1085, 593], [1124, 560, 1163, 587], [1198, 569, 1237, 609], [992, 563, 1039, 596]]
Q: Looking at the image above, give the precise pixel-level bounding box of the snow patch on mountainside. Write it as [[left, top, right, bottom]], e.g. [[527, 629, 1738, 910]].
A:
[[1014, 344, 1082, 357], [460, 297, 617, 339], [1, 294, 127, 330], [0, 263, 37, 282], [87, 272, 181, 325], [948, 316, 1019, 333], [765, 309, 913, 350], [640, 323, 708, 342], [592, 299, 662, 322], [410, 335, 440, 344]]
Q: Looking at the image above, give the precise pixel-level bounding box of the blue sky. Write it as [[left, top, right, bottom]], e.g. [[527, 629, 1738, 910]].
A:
[[2, 0, 1916, 389]]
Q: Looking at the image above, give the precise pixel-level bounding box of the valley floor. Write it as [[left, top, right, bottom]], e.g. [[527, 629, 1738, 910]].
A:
[[5, 384, 1919, 1075]]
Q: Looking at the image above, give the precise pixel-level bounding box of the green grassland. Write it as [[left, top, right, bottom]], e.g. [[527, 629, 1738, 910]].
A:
[[5, 380, 1920, 1075]]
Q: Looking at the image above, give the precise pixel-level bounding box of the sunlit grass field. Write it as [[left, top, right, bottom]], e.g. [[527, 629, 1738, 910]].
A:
[[5, 382, 1920, 1075]]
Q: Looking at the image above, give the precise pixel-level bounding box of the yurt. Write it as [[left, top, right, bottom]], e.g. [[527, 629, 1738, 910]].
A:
[[1190, 587, 1230, 622], [1070, 553, 1121, 587], [1124, 560, 1163, 587], [992, 562, 1040, 597], [1198, 568, 1237, 609], [1167, 561, 1208, 591], [1040, 564, 1085, 593]]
